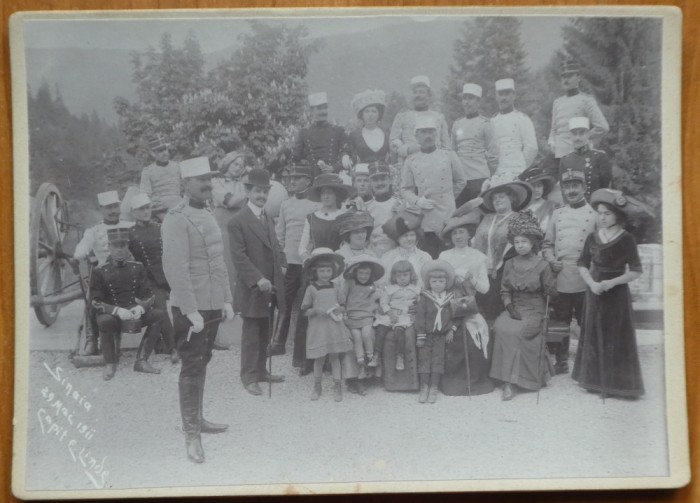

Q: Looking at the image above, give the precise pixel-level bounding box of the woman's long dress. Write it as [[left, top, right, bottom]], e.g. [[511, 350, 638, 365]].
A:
[[490, 256, 556, 391], [439, 246, 495, 396], [572, 231, 644, 397]]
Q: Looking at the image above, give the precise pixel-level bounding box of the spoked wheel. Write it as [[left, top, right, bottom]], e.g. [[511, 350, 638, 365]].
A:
[[30, 183, 69, 326]]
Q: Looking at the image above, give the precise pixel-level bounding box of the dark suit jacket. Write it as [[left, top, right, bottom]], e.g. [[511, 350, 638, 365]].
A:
[[228, 205, 287, 318]]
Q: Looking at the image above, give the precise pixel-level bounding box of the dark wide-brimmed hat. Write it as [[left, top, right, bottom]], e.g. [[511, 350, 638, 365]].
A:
[[337, 210, 374, 237], [519, 164, 557, 197], [590, 188, 655, 220], [382, 204, 424, 243], [439, 197, 483, 241], [305, 173, 357, 202], [507, 210, 544, 243], [303, 247, 345, 280], [479, 173, 532, 213], [242, 168, 271, 188], [420, 259, 455, 290], [343, 254, 385, 283]]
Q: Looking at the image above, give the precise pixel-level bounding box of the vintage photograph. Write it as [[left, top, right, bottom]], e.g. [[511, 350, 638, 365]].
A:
[[11, 7, 686, 498]]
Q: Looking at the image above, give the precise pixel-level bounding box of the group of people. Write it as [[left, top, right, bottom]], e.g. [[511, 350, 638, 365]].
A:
[[71, 57, 651, 464]]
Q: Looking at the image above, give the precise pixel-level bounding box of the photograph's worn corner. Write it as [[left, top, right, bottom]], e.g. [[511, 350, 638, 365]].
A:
[[8, 5, 687, 499]]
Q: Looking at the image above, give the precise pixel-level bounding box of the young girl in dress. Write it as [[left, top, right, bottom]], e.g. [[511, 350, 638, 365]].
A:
[[374, 260, 421, 371], [573, 189, 645, 399], [415, 260, 458, 404], [343, 255, 385, 373], [301, 248, 353, 402]]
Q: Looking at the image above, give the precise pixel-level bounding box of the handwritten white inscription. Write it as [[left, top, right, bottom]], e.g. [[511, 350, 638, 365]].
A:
[[38, 363, 109, 489]]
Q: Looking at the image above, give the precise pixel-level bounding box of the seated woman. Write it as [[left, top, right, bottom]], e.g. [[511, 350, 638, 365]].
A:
[[472, 173, 532, 321], [490, 211, 557, 401], [438, 198, 495, 396]]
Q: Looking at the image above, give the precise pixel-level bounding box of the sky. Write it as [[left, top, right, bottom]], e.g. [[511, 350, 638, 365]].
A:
[[23, 14, 568, 69]]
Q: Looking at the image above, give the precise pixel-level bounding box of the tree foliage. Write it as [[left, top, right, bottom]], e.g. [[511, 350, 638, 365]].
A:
[[562, 17, 663, 241]]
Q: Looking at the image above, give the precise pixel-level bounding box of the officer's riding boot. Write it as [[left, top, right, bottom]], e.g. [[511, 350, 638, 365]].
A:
[[199, 371, 228, 434], [554, 336, 570, 375], [84, 334, 98, 356], [134, 330, 161, 374], [85, 310, 100, 355], [179, 376, 204, 463]]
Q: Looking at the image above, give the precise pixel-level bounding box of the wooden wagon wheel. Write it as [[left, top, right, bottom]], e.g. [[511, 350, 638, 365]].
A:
[[30, 183, 69, 326]]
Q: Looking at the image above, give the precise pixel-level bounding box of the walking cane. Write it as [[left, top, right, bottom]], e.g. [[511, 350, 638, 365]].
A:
[[268, 292, 279, 399], [460, 318, 472, 399], [537, 295, 551, 405]]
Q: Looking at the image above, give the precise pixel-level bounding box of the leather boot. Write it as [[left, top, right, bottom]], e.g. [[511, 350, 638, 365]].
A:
[[102, 363, 116, 381], [310, 378, 322, 401], [428, 373, 440, 404], [554, 337, 570, 374], [84, 334, 98, 356], [199, 372, 228, 434], [179, 376, 204, 463], [418, 385, 429, 403], [502, 383, 516, 401], [134, 331, 160, 374]]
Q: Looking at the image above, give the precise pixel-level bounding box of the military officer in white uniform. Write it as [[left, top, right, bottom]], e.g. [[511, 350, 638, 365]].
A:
[[162, 157, 235, 464], [140, 134, 182, 222], [401, 115, 467, 259], [491, 78, 538, 176], [548, 59, 609, 160], [542, 168, 597, 374], [390, 75, 451, 164], [74, 190, 135, 267]]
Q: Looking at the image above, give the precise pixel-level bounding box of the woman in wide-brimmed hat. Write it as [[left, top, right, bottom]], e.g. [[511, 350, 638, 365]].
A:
[[345, 89, 390, 166], [335, 210, 377, 263], [572, 189, 647, 399], [298, 173, 357, 262], [490, 211, 557, 401], [472, 173, 533, 321], [519, 163, 560, 232], [437, 198, 495, 397], [380, 209, 432, 288]]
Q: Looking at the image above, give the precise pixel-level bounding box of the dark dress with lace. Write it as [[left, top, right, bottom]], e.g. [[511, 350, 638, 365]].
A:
[[572, 231, 644, 397]]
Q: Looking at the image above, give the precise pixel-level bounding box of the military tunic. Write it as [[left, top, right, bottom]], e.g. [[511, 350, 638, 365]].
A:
[[140, 161, 183, 212], [558, 145, 613, 200], [548, 90, 609, 158], [161, 200, 232, 315], [389, 109, 451, 161], [401, 148, 467, 233], [542, 203, 597, 293], [492, 109, 538, 175], [74, 220, 135, 266], [451, 114, 499, 180], [128, 222, 168, 289], [292, 122, 348, 176], [365, 195, 400, 257]]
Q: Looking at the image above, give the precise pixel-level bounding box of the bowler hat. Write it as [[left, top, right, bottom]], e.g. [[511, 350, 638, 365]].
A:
[[244, 168, 271, 188]]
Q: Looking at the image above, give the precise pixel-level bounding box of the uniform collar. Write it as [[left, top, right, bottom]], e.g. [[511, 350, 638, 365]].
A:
[[575, 144, 590, 154], [421, 145, 437, 154], [373, 191, 393, 203], [188, 198, 206, 209], [465, 111, 479, 119], [569, 199, 588, 209], [103, 218, 119, 226], [155, 160, 169, 167], [566, 88, 580, 97], [499, 106, 514, 115]]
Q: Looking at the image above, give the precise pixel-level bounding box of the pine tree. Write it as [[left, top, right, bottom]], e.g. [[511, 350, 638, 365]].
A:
[[442, 17, 531, 124], [562, 18, 662, 242]]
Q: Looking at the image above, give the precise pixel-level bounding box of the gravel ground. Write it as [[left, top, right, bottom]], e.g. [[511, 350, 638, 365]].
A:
[[22, 326, 669, 492]]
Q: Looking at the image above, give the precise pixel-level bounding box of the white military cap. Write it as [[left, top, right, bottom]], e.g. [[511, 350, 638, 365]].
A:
[[414, 115, 438, 131], [569, 116, 591, 131], [308, 92, 328, 107], [353, 163, 370, 176], [495, 78, 515, 91], [410, 75, 431, 89], [462, 83, 483, 98], [130, 193, 151, 209], [180, 157, 212, 178], [97, 190, 120, 206]]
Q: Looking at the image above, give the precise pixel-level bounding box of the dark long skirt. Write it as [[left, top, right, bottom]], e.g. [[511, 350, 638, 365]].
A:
[[572, 282, 644, 398], [382, 327, 419, 391], [442, 323, 495, 396]]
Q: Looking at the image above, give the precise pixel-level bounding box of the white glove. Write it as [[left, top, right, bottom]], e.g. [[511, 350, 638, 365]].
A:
[[222, 303, 235, 322], [341, 154, 353, 170], [416, 197, 436, 210], [186, 312, 204, 333], [115, 307, 134, 321], [129, 305, 145, 319]]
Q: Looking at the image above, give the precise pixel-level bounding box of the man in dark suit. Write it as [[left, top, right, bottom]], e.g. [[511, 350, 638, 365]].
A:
[[228, 168, 287, 396]]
